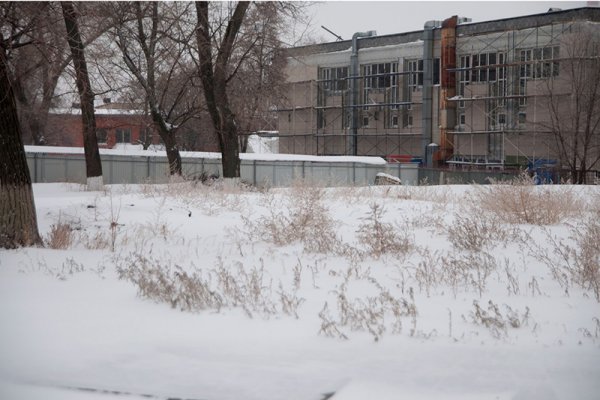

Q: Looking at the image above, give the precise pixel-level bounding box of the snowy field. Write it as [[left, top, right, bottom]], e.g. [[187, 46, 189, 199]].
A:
[[1, 181, 599, 400]]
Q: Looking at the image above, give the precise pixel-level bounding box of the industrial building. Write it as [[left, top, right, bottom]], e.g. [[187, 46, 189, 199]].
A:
[[277, 7, 600, 176]]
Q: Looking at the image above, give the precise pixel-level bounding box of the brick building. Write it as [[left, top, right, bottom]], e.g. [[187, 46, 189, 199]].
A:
[[46, 101, 157, 149]]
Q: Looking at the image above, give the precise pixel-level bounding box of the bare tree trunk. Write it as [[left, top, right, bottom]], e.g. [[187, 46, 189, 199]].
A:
[[0, 37, 42, 249], [62, 1, 104, 190], [196, 1, 250, 180], [149, 109, 182, 176]]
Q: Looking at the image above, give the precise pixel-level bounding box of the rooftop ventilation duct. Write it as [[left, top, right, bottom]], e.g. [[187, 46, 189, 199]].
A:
[[349, 30, 377, 156], [422, 21, 441, 167]]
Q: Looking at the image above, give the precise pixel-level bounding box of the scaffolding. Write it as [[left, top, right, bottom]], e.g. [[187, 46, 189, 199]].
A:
[[277, 69, 425, 159], [447, 21, 573, 169], [278, 16, 591, 170]]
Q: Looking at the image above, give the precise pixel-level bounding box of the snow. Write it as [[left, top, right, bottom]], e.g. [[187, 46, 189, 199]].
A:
[[246, 134, 279, 154], [24, 145, 388, 165], [50, 108, 145, 116], [1, 183, 599, 400], [376, 172, 402, 184]]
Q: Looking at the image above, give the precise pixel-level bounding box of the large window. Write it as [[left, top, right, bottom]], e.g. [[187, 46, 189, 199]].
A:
[[518, 46, 559, 106], [472, 52, 498, 82], [116, 128, 131, 143], [363, 62, 398, 89], [458, 52, 506, 83], [319, 66, 348, 91], [407, 59, 423, 91], [520, 46, 560, 79], [363, 62, 398, 112], [406, 58, 440, 88]]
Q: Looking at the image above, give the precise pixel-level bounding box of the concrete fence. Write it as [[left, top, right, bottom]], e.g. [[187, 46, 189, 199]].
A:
[[25, 149, 422, 187]]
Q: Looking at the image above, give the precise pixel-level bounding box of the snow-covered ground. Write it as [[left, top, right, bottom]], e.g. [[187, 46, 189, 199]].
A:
[[1, 182, 599, 400]]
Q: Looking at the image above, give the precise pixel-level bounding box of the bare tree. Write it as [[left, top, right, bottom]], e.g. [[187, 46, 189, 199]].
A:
[[229, 3, 288, 151], [194, 2, 310, 178], [195, 1, 250, 179], [541, 23, 600, 184], [1, 2, 58, 145], [4, 3, 113, 147], [0, 25, 42, 248], [61, 1, 103, 190], [110, 1, 206, 177]]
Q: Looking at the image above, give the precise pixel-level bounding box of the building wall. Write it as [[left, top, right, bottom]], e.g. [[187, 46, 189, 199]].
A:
[[278, 7, 600, 168], [280, 37, 432, 157], [46, 113, 155, 148]]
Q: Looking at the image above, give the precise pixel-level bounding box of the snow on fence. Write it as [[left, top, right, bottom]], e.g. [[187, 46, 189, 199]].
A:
[[25, 146, 423, 187]]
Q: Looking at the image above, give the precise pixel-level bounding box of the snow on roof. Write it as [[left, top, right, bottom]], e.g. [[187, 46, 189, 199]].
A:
[[49, 107, 145, 116], [24, 145, 387, 165]]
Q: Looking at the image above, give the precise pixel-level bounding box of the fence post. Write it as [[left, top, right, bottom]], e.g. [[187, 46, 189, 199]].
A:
[[41, 153, 46, 182], [33, 153, 38, 183], [146, 156, 151, 181], [109, 156, 113, 184], [64, 156, 69, 182]]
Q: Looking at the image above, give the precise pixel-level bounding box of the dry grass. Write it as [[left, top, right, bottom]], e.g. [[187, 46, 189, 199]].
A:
[[446, 212, 514, 252], [319, 281, 418, 341], [116, 252, 304, 318], [470, 300, 531, 339], [357, 203, 413, 259], [473, 176, 584, 225], [46, 222, 74, 249], [531, 219, 600, 301], [244, 182, 340, 254]]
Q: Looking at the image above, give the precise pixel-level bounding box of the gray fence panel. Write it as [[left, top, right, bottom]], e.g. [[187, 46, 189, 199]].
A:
[[203, 159, 222, 178], [27, 150, 523, 187], [182, 158, 205, 181], [240, 160, 255, 185], [329, 163, 352, 185], [399, 164, 419, 186], [254, 161, 277, 187], [310, 163, 335, 185], [34, 154, 86, 183], [366, 165, 384, 185], [274, 162, 295, 187], [65, 156, 87, 183], [418, 168, 518, 185]]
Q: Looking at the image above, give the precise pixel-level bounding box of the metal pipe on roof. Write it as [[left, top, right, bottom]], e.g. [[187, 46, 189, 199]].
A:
[[349, 30, 376, 156]]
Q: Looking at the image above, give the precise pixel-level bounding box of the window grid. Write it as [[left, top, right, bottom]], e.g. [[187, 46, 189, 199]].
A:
[[116, 128, 131, 144]]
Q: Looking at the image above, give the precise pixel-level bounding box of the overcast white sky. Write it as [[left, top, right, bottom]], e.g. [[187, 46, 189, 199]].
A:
[[307, 1, 591, 42]]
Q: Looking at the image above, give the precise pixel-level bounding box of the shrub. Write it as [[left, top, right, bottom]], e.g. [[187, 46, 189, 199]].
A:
[[473, 176, 583, 225], [470, 300, 530, 339], [116, 253, 305, 318], [245, 183, 339, 253], [533, 219, 600, 301], [46, 222, 74, 249], [356, 203, 413, 259], [446, 212, 513, 252], [117, 253, 223, 312]]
